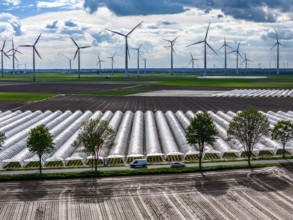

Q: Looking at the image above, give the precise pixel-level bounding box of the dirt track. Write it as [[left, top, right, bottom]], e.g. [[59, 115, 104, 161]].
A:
[[0, 167, 292, 219]]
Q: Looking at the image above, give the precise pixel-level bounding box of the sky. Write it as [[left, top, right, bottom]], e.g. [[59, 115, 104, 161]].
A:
[[0, 0, 292, 70]]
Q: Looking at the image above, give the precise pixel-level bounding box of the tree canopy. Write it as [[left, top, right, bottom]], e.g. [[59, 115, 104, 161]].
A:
[[73, 119, 115, 172], [227, 109, 270, 167], [272, 120, 293, 158], [27, 124, 55, 174], [186, 112, 218, 171]]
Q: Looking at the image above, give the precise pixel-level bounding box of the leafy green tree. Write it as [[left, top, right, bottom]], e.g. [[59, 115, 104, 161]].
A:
[[73, 119, 115, 173], [0, 131, 6, 150], [227, 109, 270, 168], [27, 124, 55, 174], [185, 112, 219, 171], [272, 120, 293, 159]]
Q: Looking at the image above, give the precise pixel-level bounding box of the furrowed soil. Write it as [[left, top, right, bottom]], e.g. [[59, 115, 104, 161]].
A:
[[0, 166, 292, 219]]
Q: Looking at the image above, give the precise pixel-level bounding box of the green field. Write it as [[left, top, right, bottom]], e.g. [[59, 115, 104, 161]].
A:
[[0, 92, 56, 101], [1, 73, 293, 89]]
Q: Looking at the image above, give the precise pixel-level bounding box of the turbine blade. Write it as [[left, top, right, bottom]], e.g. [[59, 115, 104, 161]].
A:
[[74, 49, 79, 60], [14, 56, 19, 62], [237, 51, 243, 58], [34, 33, 42, 45], [279, 43, 286, 47], [163, 39, 172, 43], [226, 44, 233, 48], [2, 39, 6, 50], [15, 49, 22, 54], [240, 60, 245, 64], [172, 36, 179, 43], [34, 48, 42, 59], [219, 44, 225, 50], [228, 50, 236, 54], [186, 41, 204, 47], [71, 37, 78, 48], [247, 59, 252, 62], [127, 21, 143, 36], [3, 51, 10, 59], [271, 43, 277, 49], [20, 45, 33, 47], [105, 28, 125, 37], [205, 22, 211, 40], [207, 42, 218, 55], [190, 52, 193, 59], [80, 46, 91, 49], [189, 59, 192, 65]]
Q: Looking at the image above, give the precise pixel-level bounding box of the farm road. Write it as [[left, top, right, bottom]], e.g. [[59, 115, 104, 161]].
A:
[[0, 166, 292, 219]]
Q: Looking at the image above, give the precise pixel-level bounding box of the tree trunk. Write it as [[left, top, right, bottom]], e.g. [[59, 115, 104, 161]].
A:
[[39, 155, 42, 175], [282, 143, 286, 159], [94, 152, 98, 173], [199, 143, 203, 172], [247, 147, 251, 168]]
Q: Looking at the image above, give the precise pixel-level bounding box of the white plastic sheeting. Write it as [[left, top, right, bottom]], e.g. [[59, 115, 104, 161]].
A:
[[214, 89, 293, 97], [127, 111, 144, 159]]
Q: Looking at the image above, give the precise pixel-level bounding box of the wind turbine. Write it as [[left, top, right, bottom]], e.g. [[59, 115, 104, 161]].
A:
[[144, 57, 147, 74], [97, 56, 105, 74], [229, 42, 242, 74], [189, 52, 198, 72], [271, 34, 285, 75], [133, 44, 142, 74], [106, 21, 143, 77], [20, 34, 42, 82], [71, 37, 91, 79], [107, 53, 116, 75], [187, 22, 217, 76], [7, 38, 21, 75], [240, 53, 252, 74], [0, 39, 10, 78], [164, 36, 179, 74], [64, 55, 73, 73], [219, 36, 232, 75]]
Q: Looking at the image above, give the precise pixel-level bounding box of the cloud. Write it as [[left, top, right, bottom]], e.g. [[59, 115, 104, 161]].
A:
[[262, 29, 293, 41], [3, 0, 21, 6], [0, 13, 22, 36], [37, 0, 83, 9], [46, 20, 58, 30], [83, 0, 292, 23]]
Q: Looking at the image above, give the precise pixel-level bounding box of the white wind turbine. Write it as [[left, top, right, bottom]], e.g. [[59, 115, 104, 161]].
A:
[[133, 44, 142, 74], [187, 22, 217, 76], [20, 34, 41, 81], [107, 53, 116, 75], [241, 53, 252, 74], [164, 36, 179, 74], [229, 42, 242, 74], [219, 36, 232, 75], [271, 34, 285, 75], [97, 56, 105, 74], [106, 21, 143, 77], [71, 37, 91, 79], [0, 39, 9, 78], [189, 52, 198, 72]]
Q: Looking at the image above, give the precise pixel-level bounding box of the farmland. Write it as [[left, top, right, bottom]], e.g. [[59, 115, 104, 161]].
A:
[[0, 167, 292, 219]]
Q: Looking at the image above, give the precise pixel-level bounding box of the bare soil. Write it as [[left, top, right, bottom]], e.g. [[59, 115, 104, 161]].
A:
[[0, 166, 292, 219]]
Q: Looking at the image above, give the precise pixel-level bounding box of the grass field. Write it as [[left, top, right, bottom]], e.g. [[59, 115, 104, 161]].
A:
[[0, 92, 56, 101], [1, 73, 293, 88]]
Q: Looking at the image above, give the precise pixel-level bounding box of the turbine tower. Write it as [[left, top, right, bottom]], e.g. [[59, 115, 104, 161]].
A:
[[106, 21, 143, 77], [144, 57, 147, 74], [164, 36, 179, 74], [229, 42, 242, 74], [240, 53, 252, 74], [7, 38, 21, 75], [97, 56, 105, 74], [20, 34, 41, 82], [187, 22, 217, 76], [219, 36, 232, 75], [107, 53, 116, 75], [271, 34, 285, 75], [0, 39, 9, 78], [64, 56, 73, 73], [71, 37, 91, 79], [189, 52, 198, 72], [133, 44, 142, 74]]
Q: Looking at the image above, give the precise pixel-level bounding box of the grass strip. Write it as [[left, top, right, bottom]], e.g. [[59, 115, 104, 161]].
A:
[[0, 92, 56, 101], [0, 162, 292, 182]]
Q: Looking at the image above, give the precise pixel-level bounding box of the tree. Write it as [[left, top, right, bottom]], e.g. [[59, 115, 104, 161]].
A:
[[0, 131, 6, 150], [272, 120, 293, 159], [227, 109, 270, 168], [27, 124, 55, 174], [73, 119, 115, 173], [185, 112, 219, 171]]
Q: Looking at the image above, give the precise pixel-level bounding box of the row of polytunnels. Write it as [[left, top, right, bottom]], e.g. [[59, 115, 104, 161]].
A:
[[0, 109, 292, 168], [214, 89, 293, 97]]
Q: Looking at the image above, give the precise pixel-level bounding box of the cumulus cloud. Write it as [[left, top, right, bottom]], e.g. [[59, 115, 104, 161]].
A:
[[83, 0, 292, 23], [3, 0, 21, 6], [262, 29, 293, 41], [0, 13, 22, 36], [46, 20, 59, 30], [37, 0, 83, 9]]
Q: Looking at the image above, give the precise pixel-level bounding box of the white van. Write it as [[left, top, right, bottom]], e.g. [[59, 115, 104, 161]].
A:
[[130, 159, 148, 168]]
